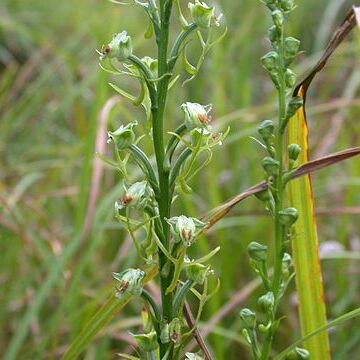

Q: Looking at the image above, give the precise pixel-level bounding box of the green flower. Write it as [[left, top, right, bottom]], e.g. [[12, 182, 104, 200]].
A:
[[107, 120, 137, 150], [181, 102, 212, 130], [113, 268, 145, 297], [185, 353, 205, 360], [115, 181, 154, 211], [186, 262, 212, 284], [278, 207, 299, 226], [188, 1, 216, 28], [166, 215, 206, 246], [100, 31, 133, 62], [131, 330, 158, 352]]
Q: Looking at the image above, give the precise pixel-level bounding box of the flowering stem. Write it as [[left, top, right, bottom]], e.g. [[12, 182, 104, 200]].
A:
[[272, 25, 286, 299], [152, 1, 175, 357]]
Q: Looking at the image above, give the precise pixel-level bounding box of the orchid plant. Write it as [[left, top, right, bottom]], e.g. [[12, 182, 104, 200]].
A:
[[99, 1, 226, 359], [239, 1, 309, 359]]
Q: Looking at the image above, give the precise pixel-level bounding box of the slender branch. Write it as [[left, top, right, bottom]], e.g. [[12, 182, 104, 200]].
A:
[[183, 302, 213, 360]]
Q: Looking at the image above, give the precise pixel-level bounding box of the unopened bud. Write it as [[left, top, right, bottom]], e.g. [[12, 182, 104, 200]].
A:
[[107, 120, 137, 150], [261, 51, 279, 73], [288, 143, 301, 161], [286, 96, 303, 119], [255, 189, 272, 202], [239, 308, 256, 329], [279, 207, 299, 226], [258, 291, 275, 314], [113, 268, 145, 297], [284, 37, 300, 65], [272, 10, 284, 29], [132, 330, 158, 352], [100, 31, 132, 62], [169, 318, 182, 343], [185, 353, 205, 360], [141, 56, 158, 78], [269, 25, 281, 44], [248, 242, 268, 262], [257, 120, 274, 140], [262, 156, 280, 177], [285, 68, 297, 88], [280, 0, 295, 12], [285, 347, 310, 360], [282, 252, 292, 278]]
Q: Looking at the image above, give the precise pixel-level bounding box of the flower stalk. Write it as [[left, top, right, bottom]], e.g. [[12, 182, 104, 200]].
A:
[[99, 1, 225, 358]]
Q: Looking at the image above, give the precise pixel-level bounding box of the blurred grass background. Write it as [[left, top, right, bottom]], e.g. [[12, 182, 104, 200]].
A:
[[1, 0, 360, 359]]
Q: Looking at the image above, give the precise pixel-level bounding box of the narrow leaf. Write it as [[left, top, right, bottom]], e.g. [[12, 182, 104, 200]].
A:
[[62, 294, 132, 360], [287, 6, 360, 358], [275, 307, 360, 360], [203, 146, 360, 230]]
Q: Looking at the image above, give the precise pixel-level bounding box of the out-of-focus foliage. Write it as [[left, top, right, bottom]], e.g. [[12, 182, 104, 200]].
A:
[[0, 0, 359, 359]]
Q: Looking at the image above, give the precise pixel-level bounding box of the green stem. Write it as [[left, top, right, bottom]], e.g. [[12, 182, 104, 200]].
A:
[[272, 26, 286, 298], [262, 23, 287, 360], [153, 1, 175, 357]]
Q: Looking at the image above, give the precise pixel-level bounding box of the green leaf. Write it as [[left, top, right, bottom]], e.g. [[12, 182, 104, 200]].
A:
[[275, 307, 360, 360], [62, 293, 132, 360]]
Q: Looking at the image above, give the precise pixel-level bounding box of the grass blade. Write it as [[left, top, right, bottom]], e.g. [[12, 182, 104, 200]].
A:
[[287, 6, 360, 358], [275, 307, 360, 360], [62, 293, 132, 360]]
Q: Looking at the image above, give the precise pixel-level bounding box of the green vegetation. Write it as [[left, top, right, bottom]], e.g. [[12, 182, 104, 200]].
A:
[[1, 0, 360, 359]]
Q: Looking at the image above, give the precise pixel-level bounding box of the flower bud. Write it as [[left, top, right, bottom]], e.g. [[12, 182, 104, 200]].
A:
[[288, 143, 301, 161], [268, 25, 281, 44], [284, 37, 300, 65], [280, 0, 295, 12], [100, 31, 132, 62], [279, 207, 299, 226], [286, 96, 303, 119], [248, 242, 268, 262], [160, 321, 170, 344], [190, 128, 213, 147], [166, 215, 206, 246], [261, 51, 279, 73], [282, 252, 292, 277], [169, 318, 182, 343], [257, 120, 274, 140], [141, 56, 158, 78], [239, 308, 256, 329], [285, 347, 310, 360], [185, 353, 205, 360], [262, 157, 280, 177], [255, 189, 272, 202], [107, 120, 137, 150], [132, 330, 158, 352], [113, 268, 145, 297], [285, 68, 297, 88], [258, 291, 275, 314], [115, 181, 154, 212], [272, 9, 284, 29], [181, 102, 212, 130], [188, 1, 215, 28], [186, 263, 211, 284]]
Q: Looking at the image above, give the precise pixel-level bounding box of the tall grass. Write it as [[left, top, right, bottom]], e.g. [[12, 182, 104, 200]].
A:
[[0, 0, 359, 358]]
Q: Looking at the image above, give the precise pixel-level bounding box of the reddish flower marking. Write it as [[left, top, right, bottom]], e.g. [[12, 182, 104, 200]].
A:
[[122, 193, 133, 205], [101, 44, 112, 55], [198, 113, 209, 123]]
